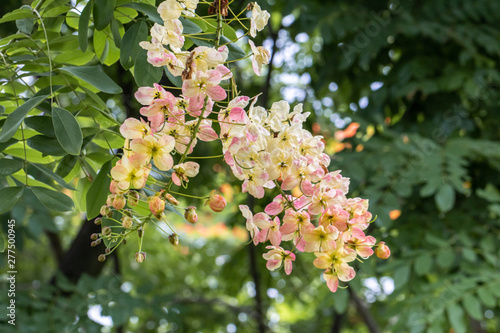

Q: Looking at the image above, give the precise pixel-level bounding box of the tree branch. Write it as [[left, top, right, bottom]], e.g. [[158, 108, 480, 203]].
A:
[[348, 288, 380, 333]]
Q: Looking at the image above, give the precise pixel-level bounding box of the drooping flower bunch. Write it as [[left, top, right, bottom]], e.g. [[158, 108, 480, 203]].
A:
[[94, 0, 390, 293]]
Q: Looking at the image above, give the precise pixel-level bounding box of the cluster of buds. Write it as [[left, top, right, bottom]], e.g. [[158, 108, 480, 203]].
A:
[[101, 0, 389, 293]]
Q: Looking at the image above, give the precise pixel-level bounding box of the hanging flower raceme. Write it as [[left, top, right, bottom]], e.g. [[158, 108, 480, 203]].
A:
[[99, 0, 389, 295]]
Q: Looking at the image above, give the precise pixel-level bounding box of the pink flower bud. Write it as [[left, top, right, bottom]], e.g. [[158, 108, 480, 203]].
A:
[[206, 190, 227, 213], [122, 216, 133, 229], [169, 234, 179, 246], [135, 251, 146, 263], [128, 191, 140, 206], [185, 206, 198, 224], [113, 194, 126, 210], [148, 196, 165, 217], [164, 193, 180, 206], [375, 241, 391, 259], [106, 194, 115, 206], [100, 205, 112, 217]]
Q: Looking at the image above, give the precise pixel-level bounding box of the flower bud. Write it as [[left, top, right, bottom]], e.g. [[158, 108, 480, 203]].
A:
[[98, 254, 106, 262], [122, 238, 127, 245], [169, 234, 179, 246], [128, 191, 140, 206], [95, 239, 102, 245], [122, 216, 133, 229], [149, 195, 165, 217], [185, 206, 198, 224], [135, 251, 146, 263], [102, 226, 112, 236], [90, 233, 99, 241], [137, 227, 144, 238], [205, 190, 227, 213], [91, 241, 97, 247], [164, 193, 180, 206], [375, 241, 391, 259], [113, 194, 126, 210], [106, 194, 115, 206], [105, 248, 111, 254], [100, 205, 111, 217], [94, 217, 102, 225]]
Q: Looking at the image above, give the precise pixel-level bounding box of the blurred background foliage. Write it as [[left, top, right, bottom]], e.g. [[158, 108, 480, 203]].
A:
[[1, 0, 500, 332]]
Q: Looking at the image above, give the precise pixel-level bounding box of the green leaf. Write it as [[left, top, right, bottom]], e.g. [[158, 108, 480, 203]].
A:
[[414, 253, 432, 276], [55, 155, 78, 178], [93, 0, 115, 31], [0, 6, 34, 24], [111, 19, 122, 48], [121, 3, 161, 24], [27, 135, 67, 156], [86, 160, 112, 219], [52, 107, 83, 155], [78, 0, 93, 52], [120, 21, 148, 70], [462, 294, 482, 320], [436, 248, 455, 269], [0, 186, 24, 214], [477, 288, 496, 307], [134, 49, 163, 87], [24, 115, 55, 137], [0, 95, 48, 143], [60, 66, 122, 94], [461, 247, 477, 262], [0, 159, 23, 176], [179, 17, 202, 34], [31, 186, 74, 212], [447, 303, 466, 333], [435, 183, 455, 213], [30, 163, 76, 191], [393, 264, 411, 289], [16, 5, 34, 35]]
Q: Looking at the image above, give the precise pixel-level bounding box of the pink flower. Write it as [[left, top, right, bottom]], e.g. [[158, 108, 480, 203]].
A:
[[135, 83, 169, 105], [110, 154, 149, 191], [254, 216, 282, 246], [303, 225, 339, 252], [130, 134, 175, 171], [171, 162, 200, 186], [239, 205, 265, 245], [347, 235, 376, 258], [120, 118, 151, 140], [182, 69, 227, 105], [249, 40, 270, 76], [262, 246, 296, 275]]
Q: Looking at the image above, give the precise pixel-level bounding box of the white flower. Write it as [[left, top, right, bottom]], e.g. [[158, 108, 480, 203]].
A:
[[249, 40, 270, 76], [250, 3, 271, 38]]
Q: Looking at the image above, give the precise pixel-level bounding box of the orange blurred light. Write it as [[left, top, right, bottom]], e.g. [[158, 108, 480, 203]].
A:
[[389, 209, 401, 220]]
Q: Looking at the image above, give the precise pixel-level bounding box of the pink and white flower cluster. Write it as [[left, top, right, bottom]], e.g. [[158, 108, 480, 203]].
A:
[[223, 98, 389, 292]]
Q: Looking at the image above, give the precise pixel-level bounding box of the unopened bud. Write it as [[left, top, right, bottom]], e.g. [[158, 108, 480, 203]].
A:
[[106, 194, 115, 207], [91, 241, 97, 247], [100, 205, 111, 217], [149, 195, 165, 217], [122, 238, 127, 245], [94, 217, 102, 225], [137, 227, 144, 238], [375, 241, 391, 259], [105, 248, 111, 254], [98, 254, 106, 262], [169, 234, 179, 246], [122, 216, 133, 229], [185, 206, 198, 224], [205, 190, 227, 213], [95, 239, 102, 245], [102, 226, 112, 236], [135, 251, 146, 263], [164, 193, 180, 206], [91, 233, 99, 241], [128, 191, 140, 206], [113, 194, 126, 210]]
